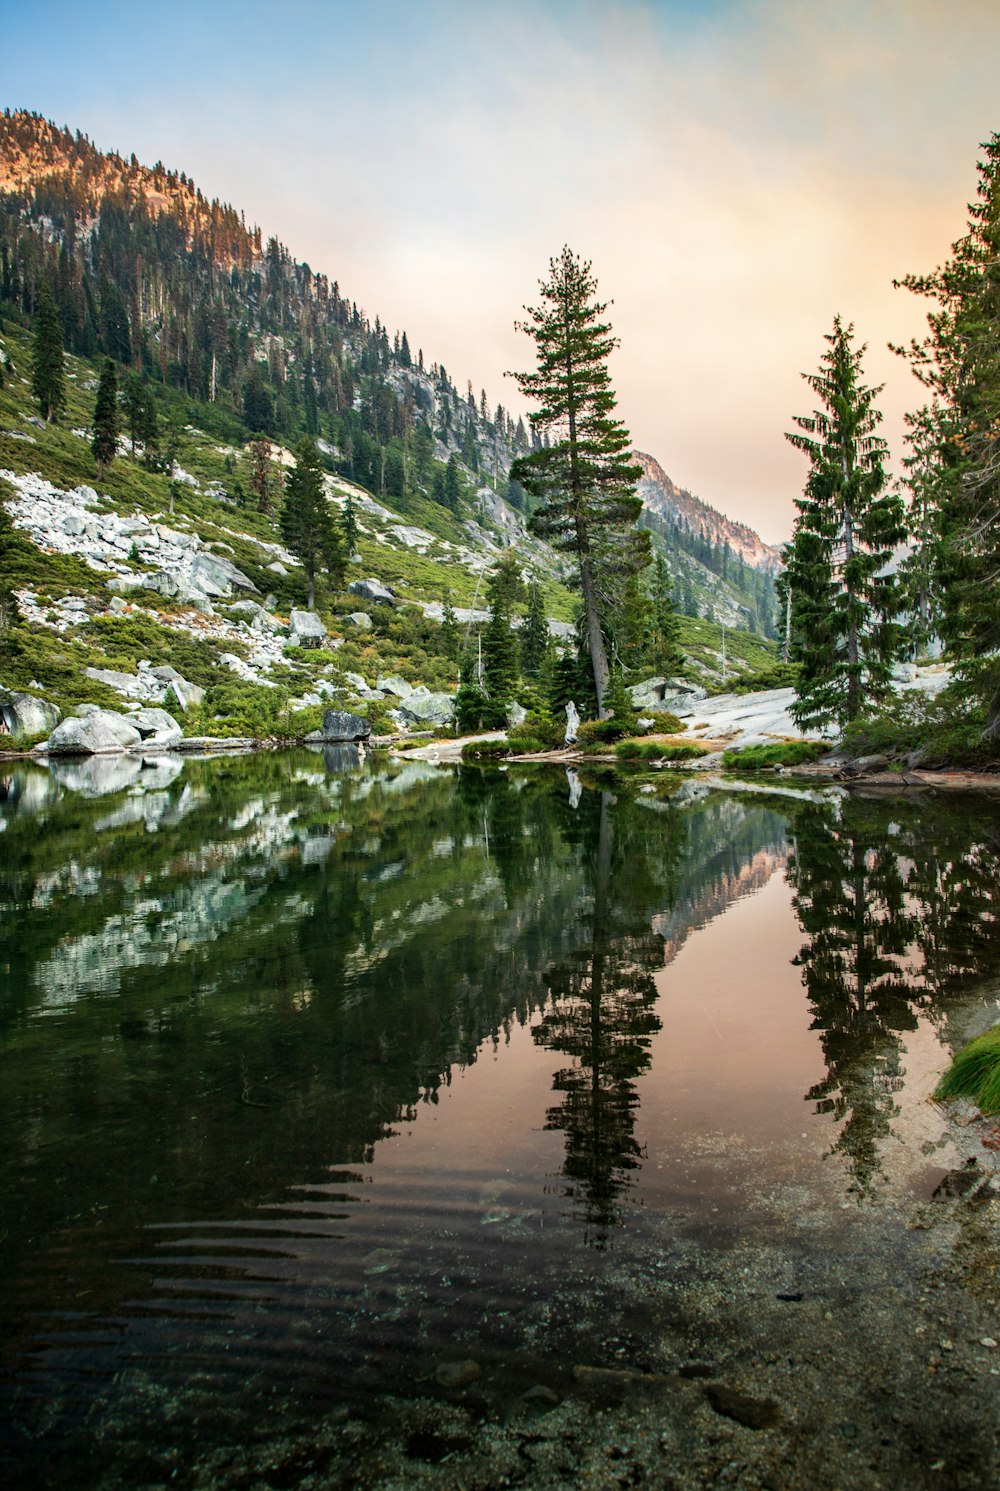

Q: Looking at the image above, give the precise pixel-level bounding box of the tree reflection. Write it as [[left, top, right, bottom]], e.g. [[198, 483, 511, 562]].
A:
[[788, 795, 1000, 1198], [533, 791, 668, 1245]]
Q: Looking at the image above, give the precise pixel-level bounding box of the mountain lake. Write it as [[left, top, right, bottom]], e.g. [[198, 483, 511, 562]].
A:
[[1, 749, 999, 1490]]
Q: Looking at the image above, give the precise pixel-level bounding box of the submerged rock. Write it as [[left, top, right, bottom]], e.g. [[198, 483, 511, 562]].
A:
[[434, 1360, 481, 1389]]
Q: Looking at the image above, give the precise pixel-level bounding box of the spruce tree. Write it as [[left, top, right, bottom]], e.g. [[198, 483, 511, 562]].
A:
[[520, 581, 550, 678], [440, 590, 460, 662], [91, 358, 119, 479], [31, 280, 65, 423], [0, 494, 21, 637], [511, 248, 648, 716], [341, 489, 359, 557], [784, 317, 905, 729], [650, 553, 685, 676], [894, 133, 1000, 737], [481, 553, 524, 725], [280, 436, 345, 610]]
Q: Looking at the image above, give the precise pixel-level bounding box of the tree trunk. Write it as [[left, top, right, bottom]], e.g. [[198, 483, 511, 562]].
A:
[[579, 551, 610, 717], [307, 570, 316, 611], [842, 473, 860, 722]]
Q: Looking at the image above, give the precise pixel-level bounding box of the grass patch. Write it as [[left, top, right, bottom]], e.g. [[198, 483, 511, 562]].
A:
[[615, 739, 710, 762], [934, 1026, 1000, 1115], [722, 740, 828, 770]]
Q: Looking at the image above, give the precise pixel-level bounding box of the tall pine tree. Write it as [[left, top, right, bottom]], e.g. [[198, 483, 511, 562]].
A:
[[510, 248, 648, 717], [91, 359, 119, 479], [894, 133, 1000, 738], [31, 280, 65, 423], [281, 436, 345, 610], [784, 317, 905, 729]]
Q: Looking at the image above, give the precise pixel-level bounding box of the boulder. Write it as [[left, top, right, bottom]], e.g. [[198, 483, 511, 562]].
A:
[[45, 709, 143, 755], [349, 577, 395, 605], [344, 611, 373, 630], [377, 675, 413, 699], [318, 710, 373, 742], [564, 701, 580, 745], [0, 688, 60, 739], [169, 678, 206, 713], [508, 702, 527, 728], [227, 600, 285, 633], [288, 609, 328, 648], [84, 667, 154, 700], [397, 692, 455, 727], [129, 708, 183, 746], [150, 664, 185, 683], [191, 552, 259, 596]]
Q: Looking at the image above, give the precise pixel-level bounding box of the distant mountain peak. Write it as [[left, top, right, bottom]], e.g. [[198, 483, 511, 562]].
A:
[[634, 450, 781, 573]]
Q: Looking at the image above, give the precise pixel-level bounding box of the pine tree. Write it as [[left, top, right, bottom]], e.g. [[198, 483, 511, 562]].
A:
[[481, 553, 524, 725], [0, 494, 21, 637], [510, 247, 649, 716], [784, 317, 905, 729], [122, 371, 158, 460], [31, 280, 65, 422], [280, 436, 345, 610], [341, 489, 359, 557], [91, 358, 119, 478], [248, 437, 276, 514], [520, 581, 550, 678], [894, 133, 1000, 737], [440, 590, 460, 662], [650, 553, 685, 675]]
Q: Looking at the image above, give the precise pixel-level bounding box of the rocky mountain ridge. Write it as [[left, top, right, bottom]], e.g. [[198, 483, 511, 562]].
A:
[[635, 451, 781, 573]]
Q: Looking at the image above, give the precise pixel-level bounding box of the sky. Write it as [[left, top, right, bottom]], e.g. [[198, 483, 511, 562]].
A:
[[2, 0, 998, 544]]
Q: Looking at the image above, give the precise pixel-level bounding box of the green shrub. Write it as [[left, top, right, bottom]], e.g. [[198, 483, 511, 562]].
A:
[[722, 740, 828, 770], [576, 716, 631, 748], [708, 662, 801, 696], [934, 1026, 1000, 1115], [508, 714, 564, 750], [635, 710, 685, 734], [616, 739, 710, 762], [840, 688, 999, 769]]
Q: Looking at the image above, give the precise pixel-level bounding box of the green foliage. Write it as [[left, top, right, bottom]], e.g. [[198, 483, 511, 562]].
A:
[[615, 739, 709, 762], [895, 133, 1000, 740], [83, 613, 238, 687], [839, 687, 1000, 769], [721, 740, 828, 770], [481, 553, 523, 716], [576, 715, 632, 748], [636, 710, 685, 734], [519, 580, 549, 677], [934, 1026, 1000, 1115], [281, 436, 345, 609], [91, 357, 119, 476], [784, 317, 906, 729], [708, 661, 801, 696], [31, 279, 65, 422], [511, 247, 649, 715], [0, 491, 21, 635]]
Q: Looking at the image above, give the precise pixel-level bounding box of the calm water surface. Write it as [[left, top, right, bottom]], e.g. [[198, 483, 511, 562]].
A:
[[1, 751, 999, 1486]]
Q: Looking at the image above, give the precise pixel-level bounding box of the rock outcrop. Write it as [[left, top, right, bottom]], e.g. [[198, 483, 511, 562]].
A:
[[0, 688, 60, 739]]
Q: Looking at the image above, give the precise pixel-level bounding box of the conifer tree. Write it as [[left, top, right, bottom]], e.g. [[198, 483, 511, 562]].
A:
[[0, 494, 21, 637], [341, 489, 359, 556], [784, 318, 905, 729], [440, 590, 460, 662], [894, 133, 1000, 737], [481, 553, 524, 725], [510, 248, 648, 716], [91, 358, 119, 479], [281, 436, 345, 610], [650, 553, 685, 675], [31, 280, 65, 422], [520, 580, 550, 678]]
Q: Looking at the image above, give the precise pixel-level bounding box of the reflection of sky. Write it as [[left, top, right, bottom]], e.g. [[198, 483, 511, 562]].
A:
[[3, 2, 998, 541]]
